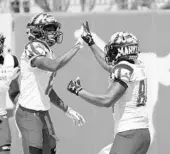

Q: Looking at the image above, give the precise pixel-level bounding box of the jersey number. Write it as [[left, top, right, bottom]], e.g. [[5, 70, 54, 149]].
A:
[[136, 80, 147, 107], [45, 72, 56, 95]]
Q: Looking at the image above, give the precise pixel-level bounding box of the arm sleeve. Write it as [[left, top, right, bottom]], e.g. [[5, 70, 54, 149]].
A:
[[12, 55, 19, 68]]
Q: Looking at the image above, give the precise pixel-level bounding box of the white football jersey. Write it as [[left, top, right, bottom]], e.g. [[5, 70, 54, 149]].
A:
[[0, 52, 19, 115], [18, 41, 56, 111], [109, 60, 149, 133]]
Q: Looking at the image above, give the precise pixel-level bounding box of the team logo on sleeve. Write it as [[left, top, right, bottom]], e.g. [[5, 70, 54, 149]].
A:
[[24, 42, 47, 60], [113, 63, 133, 82]]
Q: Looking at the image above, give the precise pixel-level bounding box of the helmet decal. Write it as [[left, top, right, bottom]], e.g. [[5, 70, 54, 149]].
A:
[[105, 32, 139, 65]]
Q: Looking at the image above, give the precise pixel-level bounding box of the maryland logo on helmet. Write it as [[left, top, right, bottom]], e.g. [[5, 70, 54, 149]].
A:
[[110, 31, 139, 56], [105, 32, 140, 65]]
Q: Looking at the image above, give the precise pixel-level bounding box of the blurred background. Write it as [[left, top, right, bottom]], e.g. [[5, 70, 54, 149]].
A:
[[1, 0, 170, 13]]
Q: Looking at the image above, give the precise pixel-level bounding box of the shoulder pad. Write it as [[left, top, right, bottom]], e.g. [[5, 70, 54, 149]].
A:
[[3, 53, 17, 68], [112, 61, 134, 82], [24, 41, 48, 60]]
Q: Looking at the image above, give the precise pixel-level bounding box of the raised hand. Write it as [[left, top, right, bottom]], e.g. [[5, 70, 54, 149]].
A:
[[81, 21, 95, 46], [67, 77, 83, 96]]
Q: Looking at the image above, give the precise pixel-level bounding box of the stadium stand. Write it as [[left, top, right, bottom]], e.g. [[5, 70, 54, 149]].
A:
[[0, 0, 170, 13]]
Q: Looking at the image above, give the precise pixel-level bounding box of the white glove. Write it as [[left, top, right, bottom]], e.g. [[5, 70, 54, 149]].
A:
[[74, 26, 84, 49], [66, 107, 85, 127]]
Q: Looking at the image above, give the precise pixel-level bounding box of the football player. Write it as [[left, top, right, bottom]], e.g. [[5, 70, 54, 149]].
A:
[[14, 13, 85, 154], [67, 22, 151, 154], [0, 32, 20, 154]]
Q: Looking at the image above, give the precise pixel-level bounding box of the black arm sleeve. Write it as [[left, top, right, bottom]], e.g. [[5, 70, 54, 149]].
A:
[[12, 55, 19, 68], [8, 55, 20, 103], [49, 89, 68, 112]]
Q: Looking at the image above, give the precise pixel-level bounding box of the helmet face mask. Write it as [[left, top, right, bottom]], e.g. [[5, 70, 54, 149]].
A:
[[105, 32, 139, 65], [27, 13, 63, 46], [43, 23, 63, 46]]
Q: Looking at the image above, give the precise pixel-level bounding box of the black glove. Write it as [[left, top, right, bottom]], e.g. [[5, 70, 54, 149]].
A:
[[67, 77, 83, 96], [81, 21, 95, 46]]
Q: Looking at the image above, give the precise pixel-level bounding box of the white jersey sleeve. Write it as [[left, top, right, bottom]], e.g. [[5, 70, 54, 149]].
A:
[[112, 61, 134, 87], [24, 41, 48, 66]]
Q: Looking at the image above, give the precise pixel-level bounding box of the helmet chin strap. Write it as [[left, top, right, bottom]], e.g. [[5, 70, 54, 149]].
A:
[[47, 39, 55, 47], [44, 33, 56, 46]]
